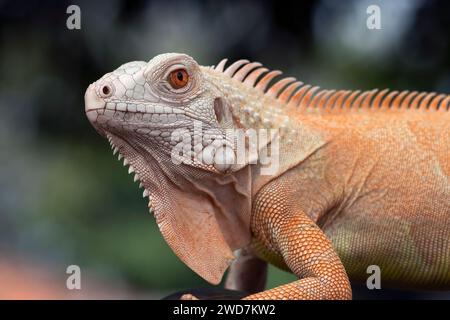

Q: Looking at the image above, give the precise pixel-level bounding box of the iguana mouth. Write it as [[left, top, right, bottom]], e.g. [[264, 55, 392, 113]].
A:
[[103, 100, 185, 115]]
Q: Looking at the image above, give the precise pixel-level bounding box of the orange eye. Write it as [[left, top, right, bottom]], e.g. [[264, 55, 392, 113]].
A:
[[168, 69, 189, 89]]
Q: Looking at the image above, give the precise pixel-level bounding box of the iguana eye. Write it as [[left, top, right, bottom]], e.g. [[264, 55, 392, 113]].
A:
[[168, 69, 189, 89]]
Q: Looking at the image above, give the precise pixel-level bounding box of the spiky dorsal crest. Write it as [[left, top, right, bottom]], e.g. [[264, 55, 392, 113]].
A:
[[212, 58, 450, 112]]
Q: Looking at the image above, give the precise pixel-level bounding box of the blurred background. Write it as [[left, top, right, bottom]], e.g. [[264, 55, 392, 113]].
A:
[[0, 0, 449, 299]]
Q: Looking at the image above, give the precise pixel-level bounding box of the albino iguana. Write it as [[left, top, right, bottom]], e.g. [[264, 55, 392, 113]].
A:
[[84, 53, 450, 299]]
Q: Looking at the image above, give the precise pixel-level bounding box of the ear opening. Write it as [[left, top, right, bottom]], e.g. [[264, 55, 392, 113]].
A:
[[214, 97, 233, 126]]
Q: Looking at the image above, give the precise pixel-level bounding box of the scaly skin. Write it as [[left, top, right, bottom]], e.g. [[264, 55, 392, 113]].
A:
[[85, 53, 450, 299]]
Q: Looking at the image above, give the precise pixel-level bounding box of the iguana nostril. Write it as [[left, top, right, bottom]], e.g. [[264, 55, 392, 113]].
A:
[[100, 83, 114, 98], [102, 86, 110, 95]]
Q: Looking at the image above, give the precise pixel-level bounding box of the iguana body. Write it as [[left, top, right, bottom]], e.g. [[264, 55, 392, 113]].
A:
[[85, 53, 450, 299]]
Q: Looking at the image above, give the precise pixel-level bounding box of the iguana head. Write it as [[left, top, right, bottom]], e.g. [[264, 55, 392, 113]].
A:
[[84, 53, 266, 284], [86, 53, 244, 172]]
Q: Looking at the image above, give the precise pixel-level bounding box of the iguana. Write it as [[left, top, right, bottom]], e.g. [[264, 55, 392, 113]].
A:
[[84, 53, 450, 300]]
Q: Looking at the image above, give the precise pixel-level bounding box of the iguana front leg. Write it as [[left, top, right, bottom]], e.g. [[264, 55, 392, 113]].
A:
[[225, 249, 268, 294], [244, 187, 352, 300]]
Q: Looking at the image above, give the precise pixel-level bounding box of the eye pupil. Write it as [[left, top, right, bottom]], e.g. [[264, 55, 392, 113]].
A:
[[169, 69, 189, 89]]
